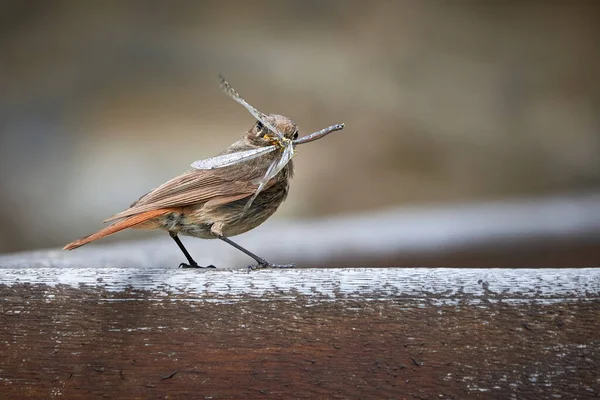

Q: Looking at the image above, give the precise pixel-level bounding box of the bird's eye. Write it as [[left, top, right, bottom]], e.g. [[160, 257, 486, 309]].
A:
[[256, 121, 264, 131], [293, 131, 299, 140]]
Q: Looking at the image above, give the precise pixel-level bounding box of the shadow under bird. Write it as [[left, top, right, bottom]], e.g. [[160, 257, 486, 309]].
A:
[[63, 75, 345, 269]]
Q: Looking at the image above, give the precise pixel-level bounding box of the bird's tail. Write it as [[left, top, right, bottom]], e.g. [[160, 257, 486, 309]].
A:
[[63, 208, 175, 250]]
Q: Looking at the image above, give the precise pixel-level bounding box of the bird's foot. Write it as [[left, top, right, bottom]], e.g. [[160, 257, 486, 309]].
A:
[[179, 262, 216, 269], [247, 262, 296, 272]]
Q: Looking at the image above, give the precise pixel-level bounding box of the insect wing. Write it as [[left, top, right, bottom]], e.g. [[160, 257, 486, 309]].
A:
[[190, 146, 277, 170], [243, 143, 295, 213], [241, 159, 277, 213], [269, 141, 295, 180]]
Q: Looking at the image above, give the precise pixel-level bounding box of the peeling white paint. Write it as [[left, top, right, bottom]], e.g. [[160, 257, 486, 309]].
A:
[[0, 267, 598, 302]]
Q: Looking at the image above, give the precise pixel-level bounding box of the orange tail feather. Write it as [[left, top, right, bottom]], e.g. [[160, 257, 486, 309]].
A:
[[63, 208, 175, 251]]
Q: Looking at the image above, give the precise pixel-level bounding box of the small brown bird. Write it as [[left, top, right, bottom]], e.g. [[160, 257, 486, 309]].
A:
[[63, 76, 344, 269]]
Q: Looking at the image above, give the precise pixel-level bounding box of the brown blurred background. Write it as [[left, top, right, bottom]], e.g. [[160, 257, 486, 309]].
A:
[[1, 1, 599, 258]]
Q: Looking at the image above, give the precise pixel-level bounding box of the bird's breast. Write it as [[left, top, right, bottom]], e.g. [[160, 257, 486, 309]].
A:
[[176, 164, 292, 238]]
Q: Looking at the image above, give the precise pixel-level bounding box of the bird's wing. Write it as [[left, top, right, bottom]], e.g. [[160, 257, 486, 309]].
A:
[[103, 167, 264, 222]]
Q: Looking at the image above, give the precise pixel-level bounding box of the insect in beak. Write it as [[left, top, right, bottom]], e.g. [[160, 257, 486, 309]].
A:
[[263, 133, 278, 145], [191, 76, 344, 214]]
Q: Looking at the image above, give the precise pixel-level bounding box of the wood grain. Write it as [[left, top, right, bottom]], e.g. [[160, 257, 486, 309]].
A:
[[0, 268, 599, 399]]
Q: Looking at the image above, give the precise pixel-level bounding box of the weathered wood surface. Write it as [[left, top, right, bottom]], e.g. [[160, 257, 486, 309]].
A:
[[1, 267, 599, 399]]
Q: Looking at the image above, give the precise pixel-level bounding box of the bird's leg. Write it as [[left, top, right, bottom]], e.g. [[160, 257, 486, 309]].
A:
[[216, 235, 295, 271], [169, 232, 216, 269]]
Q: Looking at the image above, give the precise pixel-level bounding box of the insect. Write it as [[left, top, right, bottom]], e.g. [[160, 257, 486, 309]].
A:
[[192, 76, 344, 214], [64, 75, 345, 270]]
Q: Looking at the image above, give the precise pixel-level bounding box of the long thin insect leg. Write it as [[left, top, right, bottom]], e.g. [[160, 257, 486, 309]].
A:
[[216, 235, 295, 270], [218, 74, 283, 139], [292, 123, 345, 145], [169, 231, 216, 269]]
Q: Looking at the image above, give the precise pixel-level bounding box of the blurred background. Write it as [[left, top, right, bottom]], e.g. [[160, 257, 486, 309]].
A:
[[1, 1, 599, 265]]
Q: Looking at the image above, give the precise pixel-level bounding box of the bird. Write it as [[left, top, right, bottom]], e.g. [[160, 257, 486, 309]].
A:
[[63, 76, 344, 270]]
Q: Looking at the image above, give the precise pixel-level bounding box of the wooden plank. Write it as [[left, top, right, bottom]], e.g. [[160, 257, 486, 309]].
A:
[[0, 267, 599, 301], [1, 268, 599, 399]]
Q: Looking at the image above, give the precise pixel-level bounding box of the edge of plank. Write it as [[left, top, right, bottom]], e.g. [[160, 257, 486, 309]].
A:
[[1, 268, 599, 303]]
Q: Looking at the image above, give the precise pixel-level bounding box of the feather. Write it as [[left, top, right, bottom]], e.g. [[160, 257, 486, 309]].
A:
[[64, 208, 178, 250]]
